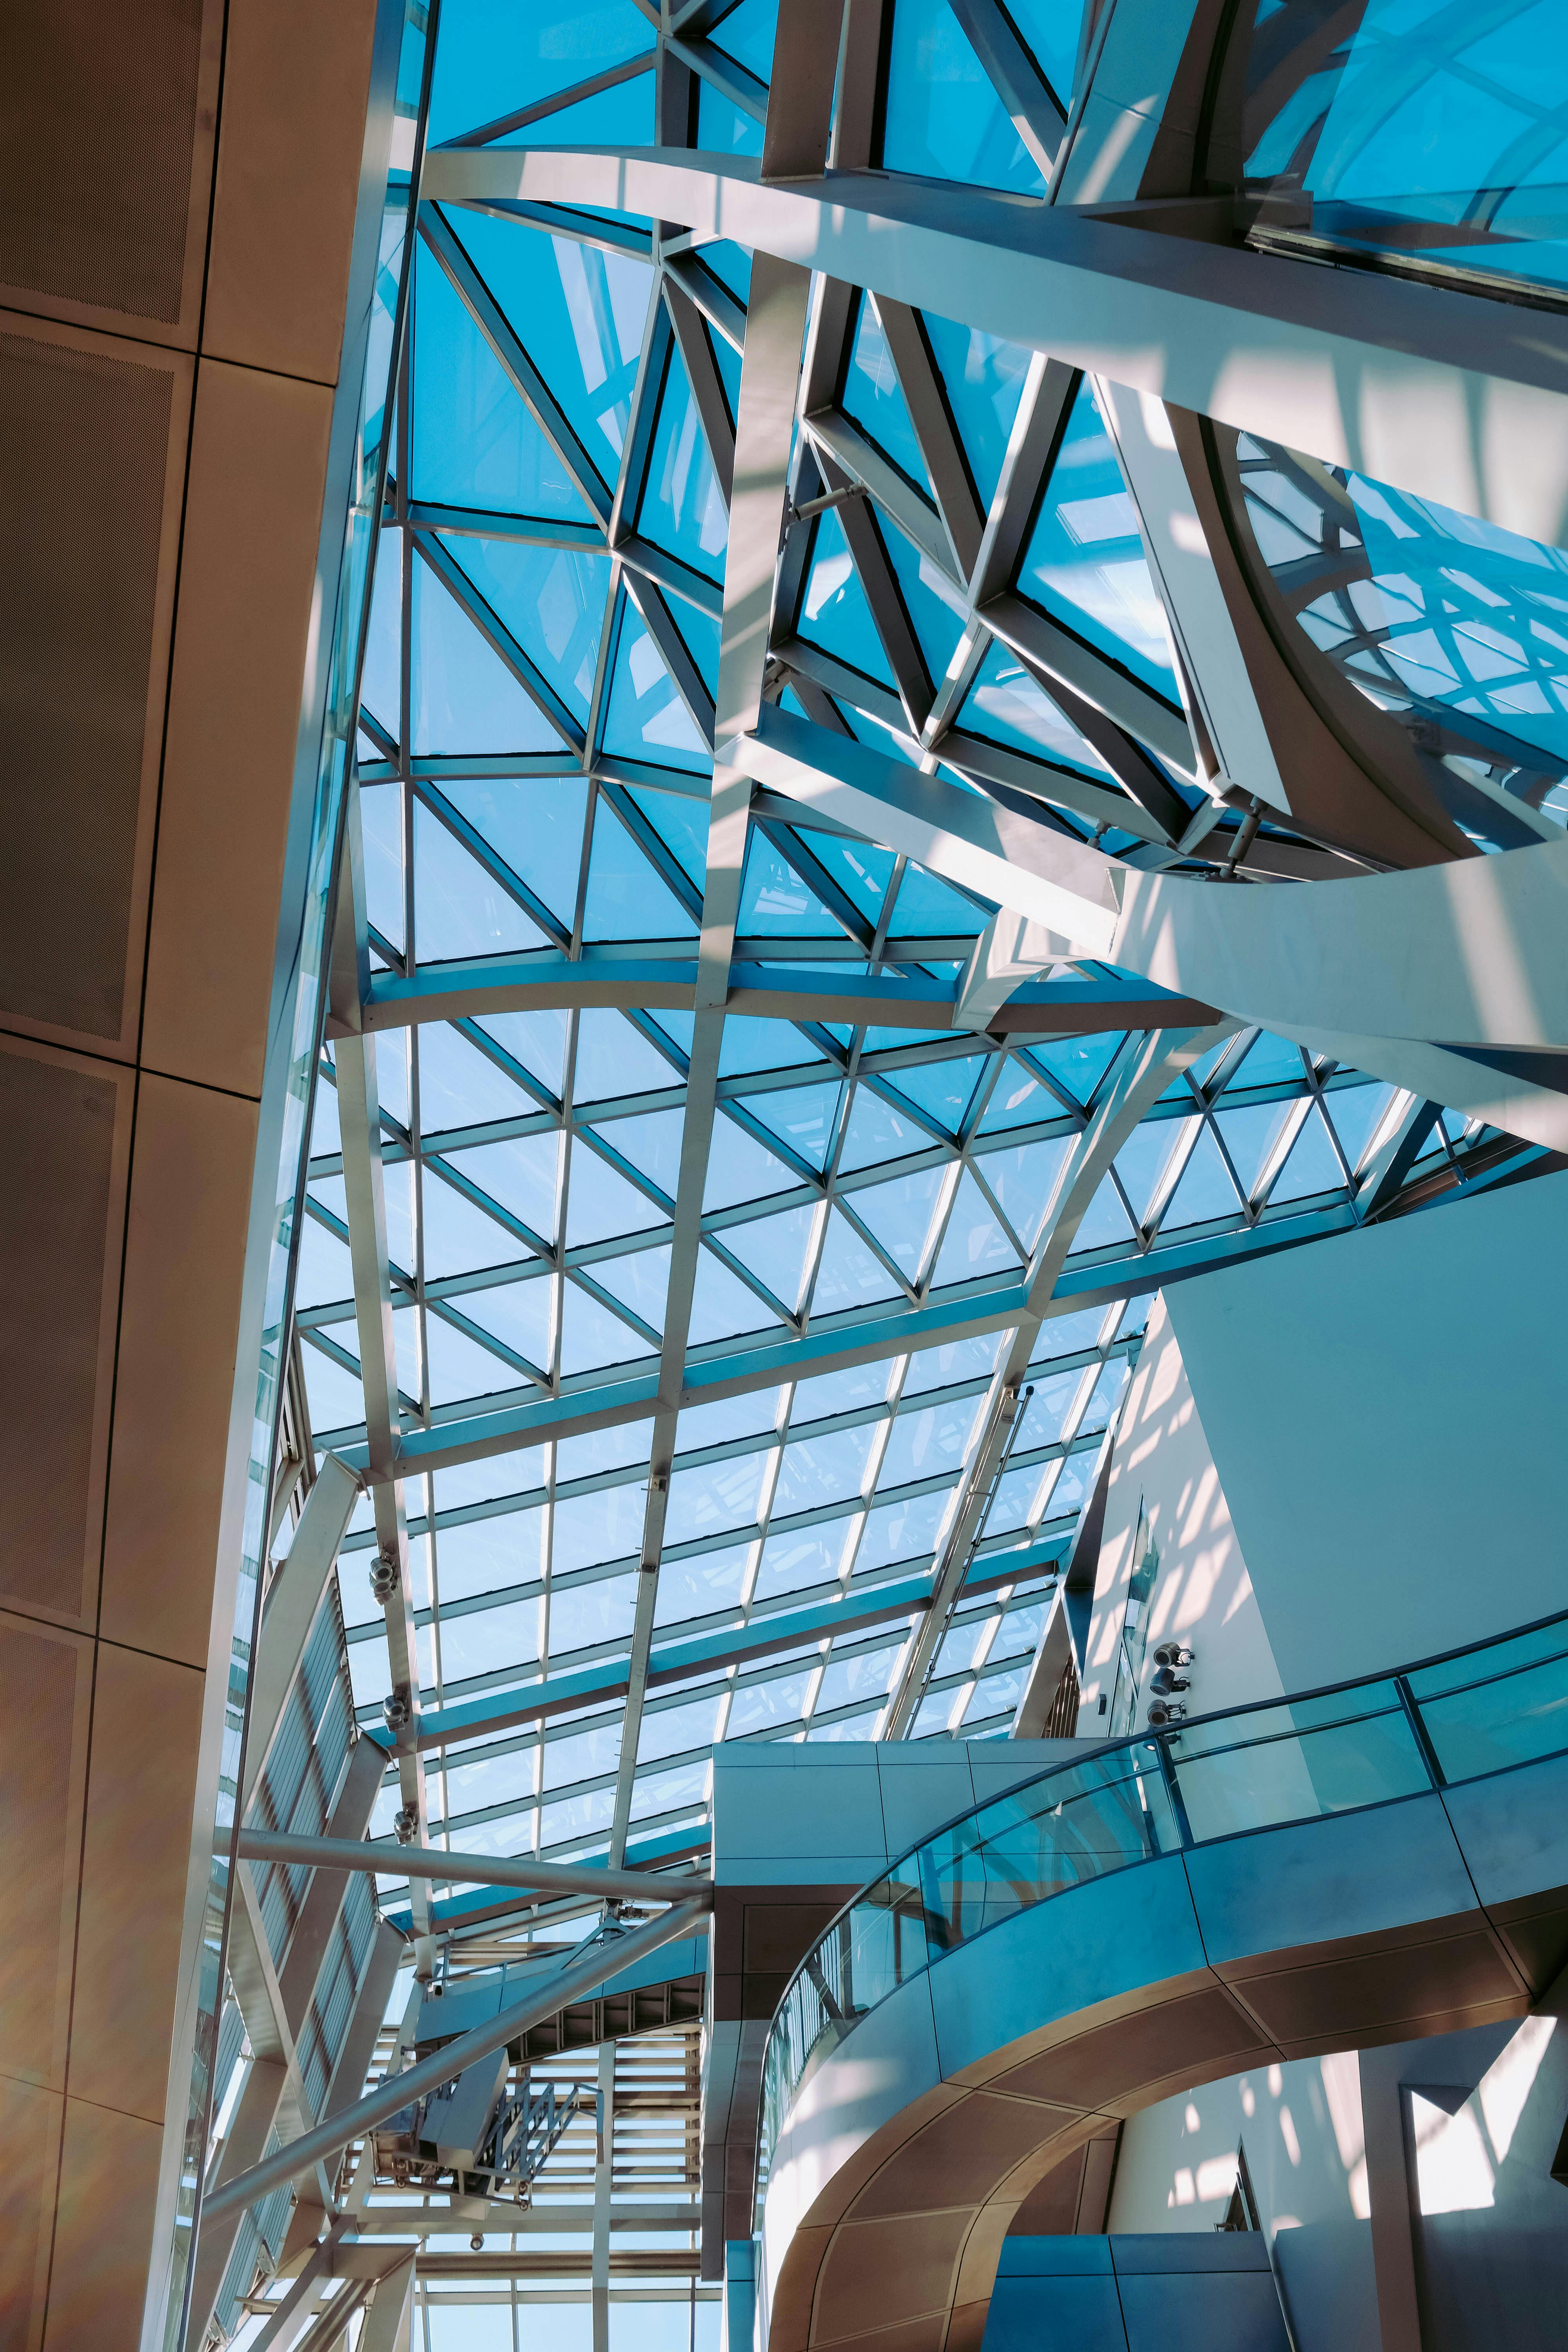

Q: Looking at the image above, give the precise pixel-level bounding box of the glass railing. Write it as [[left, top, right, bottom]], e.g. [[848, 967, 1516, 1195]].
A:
[[757, 1609, 1568, 2196]]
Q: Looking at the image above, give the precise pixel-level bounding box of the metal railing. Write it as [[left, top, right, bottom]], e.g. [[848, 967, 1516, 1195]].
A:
[[757, 1607, 1568, 2194]]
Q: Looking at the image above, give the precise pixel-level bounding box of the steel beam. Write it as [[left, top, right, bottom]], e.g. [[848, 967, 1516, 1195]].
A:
[[242, 1454, 361, 1814], [202, 1902, 708, 2225], [236, 1828, 713, 1907], [421, 147, 1568, 546]]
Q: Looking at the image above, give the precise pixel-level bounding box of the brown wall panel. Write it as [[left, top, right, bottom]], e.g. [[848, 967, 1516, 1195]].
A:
[[0, 1043, 132, 1628], [70, 1643, 204, 2127], [140, 360, 334, 1097], [0, 2072, 62, 2352], [0, 1615, 92, 2093], [0, 0, 222, 344], [100, 1073, 258, 1666], [204, 0, 383, 383], [45, 2095, 163, 2352], [0, 322, 190, 1048]]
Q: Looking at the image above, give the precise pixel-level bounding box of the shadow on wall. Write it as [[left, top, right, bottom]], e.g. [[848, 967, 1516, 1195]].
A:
[[1081, 1292, 1284, 1733]]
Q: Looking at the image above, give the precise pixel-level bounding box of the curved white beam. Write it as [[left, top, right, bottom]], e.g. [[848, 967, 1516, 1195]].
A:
[[420, 147, 1568, 545]]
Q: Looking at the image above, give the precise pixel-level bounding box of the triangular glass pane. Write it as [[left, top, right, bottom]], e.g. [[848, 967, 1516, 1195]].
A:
[[697, 78, 764, 154], [581, 798, 699, 942], [637, 340, 729, 581], [566, 1139, 670, 1245], [850, 1167, 946, 1280], [888, 861, 990, 936], [837, 1083, 932, 1173], [460, 1277, 554, 1374], [421, 1165, 531, 1279], [418, 1024, 533, 1135], [1017, 378, 1181, 700], [628, 786, 710, 888], [1212, 1101, 1294, 1198], [1067, 1171, 1134, 1254], [411, 563, 568, 754], [559, 1278, 651, 1375], [722, 1203, 818, 1314], [301, 1339, 366, 1438], [1004, 0, 1087, 103], [882, 0, 1048, 195], [410, 249, 595, 523], [842, 294, 937, 498], [1268, 1103, 1348, 1205], [590, 1243, 672, 1334], [593, 1108, 682, 1200], [837, 700, 922, 760], [979, 1059, 1066, 1132], [1114, 1118, 1183, 1227], [919, 312, 1032, 511], [428, 0, 653, 144], [791, 829, 897, 923], [884, 1054, 987, 1136], [880, 519, 969, 682], [709, 0, 779, 78], [475, 1007, 570, 1099], [491, 73, 654, 148], [1323, 1080, 1397, 1174], [976, 1135, 1073, 1251], [798, 507, 898, 686], [360, 526, 402, 740], [672, 593, 729, 691], [688, 1245, 782, 1344], [573, 1009, 682, 1103], [603, 592, 712, 773], [718, 1019, 824, 1077], [360, 783, 405, 951], [811, 1209, 905, 1313], [441, 540, 609, 724], [426, 1314, 523, 1407], [704, 1112, 800, 1210], [296, 1219, 353, 1312], [414, 805, 549, 963], [958, 639, 1116, 777], [444, 1132, 562, 1243], [745, 1082, 844, 1170], [442, 776, 590, 935], [929, 1171, 1022, 1288], [453, 214, 654, 492], [739, 831, 847, 936], [1224, 1031, 1307, 1092], [1158, 1125, 1242, 1230], [1028, 1033, 1122, 1110]]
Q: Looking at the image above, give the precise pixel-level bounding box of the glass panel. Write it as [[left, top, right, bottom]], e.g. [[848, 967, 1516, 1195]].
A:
[[1016, 378, 1181, 699], [881, 0, 1049, 194], [1169, 1690, 1430, 1838], [1215, 0, 1568, 301]]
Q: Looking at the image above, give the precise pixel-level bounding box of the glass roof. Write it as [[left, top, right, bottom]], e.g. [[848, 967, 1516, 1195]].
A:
[[235, 1, 1563, 2338]]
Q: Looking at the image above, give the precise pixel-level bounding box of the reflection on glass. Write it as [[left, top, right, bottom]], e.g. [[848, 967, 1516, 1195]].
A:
[[1226, 429, 1568, 842], [1210, 0, 1568, 299]]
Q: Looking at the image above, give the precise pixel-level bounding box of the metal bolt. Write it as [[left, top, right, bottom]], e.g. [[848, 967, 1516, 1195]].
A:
[[370, 1548, 400, 1603], [383, 1686, 412, 1732], [394, 1804, 419, 1845]]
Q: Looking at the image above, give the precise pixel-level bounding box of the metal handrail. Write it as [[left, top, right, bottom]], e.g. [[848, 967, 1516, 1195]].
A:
[[756, 1601, 1568, 2184]]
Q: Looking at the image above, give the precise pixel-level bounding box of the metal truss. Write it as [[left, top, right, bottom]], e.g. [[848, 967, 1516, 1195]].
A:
[[214, 2, 1568, 2345]]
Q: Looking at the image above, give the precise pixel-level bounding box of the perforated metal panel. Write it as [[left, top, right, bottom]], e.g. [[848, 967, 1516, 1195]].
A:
[[0, 0, 205, 323], [0, 332, 173, 1035]]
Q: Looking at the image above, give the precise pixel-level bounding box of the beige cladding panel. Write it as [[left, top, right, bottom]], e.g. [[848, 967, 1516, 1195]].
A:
[[0, 1615, 93, 2097], [141, 358, 335, 1096], [100, 1072, 259, 1667], [45, 2095, 165, 2352], [0, 2072, 62, 2352], [0, 1044, 132, 1629], [0, 321, 190, 1050], [70, 1642, 205, 2129], [204, 0, 385, 382]]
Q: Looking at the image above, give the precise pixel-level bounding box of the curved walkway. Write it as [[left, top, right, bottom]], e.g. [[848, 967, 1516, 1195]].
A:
[[757, 1612, 1568, 2352]]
